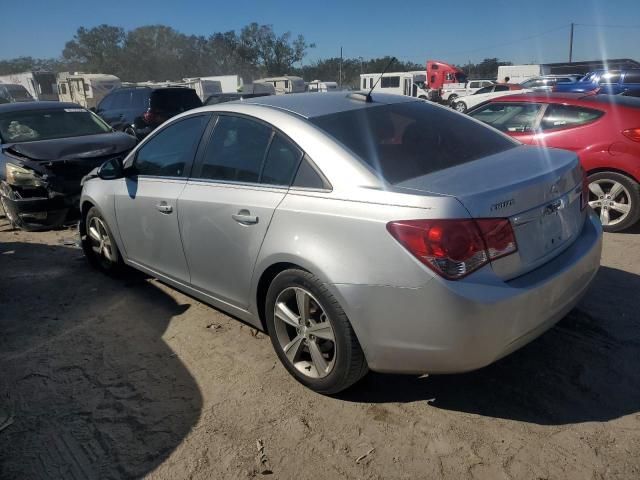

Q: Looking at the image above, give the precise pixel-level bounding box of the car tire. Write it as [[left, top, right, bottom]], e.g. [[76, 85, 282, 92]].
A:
[[82, 206, 123, 273], [265, 269, 368, 394], [454, 101, 467, 113], [448, 94, 458, 105], [588, 171, 640, 232]]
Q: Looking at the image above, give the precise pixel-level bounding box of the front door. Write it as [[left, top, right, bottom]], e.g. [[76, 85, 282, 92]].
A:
[[179, 114, 303, 308], [115, 114, 210, 282]]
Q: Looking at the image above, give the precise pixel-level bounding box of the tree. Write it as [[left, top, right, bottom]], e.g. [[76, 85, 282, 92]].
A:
[[62, 25, 125, 75]]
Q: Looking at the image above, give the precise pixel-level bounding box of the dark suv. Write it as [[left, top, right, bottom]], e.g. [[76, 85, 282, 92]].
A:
[[95, 86, 202, 139]]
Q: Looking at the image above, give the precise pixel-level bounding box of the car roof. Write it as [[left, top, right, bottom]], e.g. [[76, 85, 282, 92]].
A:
[[0, 101, 82, 113], [236, 92, 417, 118]]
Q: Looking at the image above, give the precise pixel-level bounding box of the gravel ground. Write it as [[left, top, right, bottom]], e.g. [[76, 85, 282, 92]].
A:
[[0, 216, 639, 480]]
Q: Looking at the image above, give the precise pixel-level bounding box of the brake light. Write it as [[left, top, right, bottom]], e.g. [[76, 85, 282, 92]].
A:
[[142, 110, 155, 124], [386, 219, 517, 280], [622, 128, 640, 142], [581, 169, 589, 210]]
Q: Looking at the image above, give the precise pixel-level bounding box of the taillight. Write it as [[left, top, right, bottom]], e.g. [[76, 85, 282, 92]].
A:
[[142, 110, 155, 124], [581, 169, 589, 210], [622, 128, 640, 142], [386, 219, 517, 280]]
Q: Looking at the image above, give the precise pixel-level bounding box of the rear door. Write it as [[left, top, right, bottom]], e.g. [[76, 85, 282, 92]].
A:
[[114, 114, 210, 282], [179, 114, 303, 308]]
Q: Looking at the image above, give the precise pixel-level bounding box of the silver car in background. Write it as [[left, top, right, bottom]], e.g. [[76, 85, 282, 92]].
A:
[[79, 92, 602, 393]]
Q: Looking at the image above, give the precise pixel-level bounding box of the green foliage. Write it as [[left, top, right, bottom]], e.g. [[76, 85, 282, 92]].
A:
[[458, 58, 513, 80]]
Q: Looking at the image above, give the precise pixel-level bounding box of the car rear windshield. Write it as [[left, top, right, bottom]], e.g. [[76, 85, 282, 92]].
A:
[[309, 101, 517, 184], [6, 86, 33, 101], [150, 89, 202, 112], [0, 108, 111, 143]]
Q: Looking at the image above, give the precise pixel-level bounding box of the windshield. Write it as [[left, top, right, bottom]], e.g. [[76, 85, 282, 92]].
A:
[[0, 108, 111, 143], [6, 86, 33, 101], [310, 101, 516, 184]]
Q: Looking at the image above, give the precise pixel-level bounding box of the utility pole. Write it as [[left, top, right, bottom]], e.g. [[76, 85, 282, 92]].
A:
[[569, 23, 574, 63], [339, 47, 343, 88]]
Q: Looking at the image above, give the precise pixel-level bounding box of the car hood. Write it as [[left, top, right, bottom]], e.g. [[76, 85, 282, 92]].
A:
[[3, 132, 136, 162]]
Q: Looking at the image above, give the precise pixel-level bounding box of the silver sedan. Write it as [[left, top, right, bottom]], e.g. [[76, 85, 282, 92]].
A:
[[80, 92, 602, 393]]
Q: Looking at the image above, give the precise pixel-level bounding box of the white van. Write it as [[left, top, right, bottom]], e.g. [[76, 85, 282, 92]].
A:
[[57, 73, 121, 109], [254, 76, 306, 95], [497, 65, 551, 83], [359, 71, 430, 99], [182, 78, 223, 101]]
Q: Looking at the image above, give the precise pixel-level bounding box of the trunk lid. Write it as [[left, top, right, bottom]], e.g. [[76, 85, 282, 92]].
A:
[[394, 145, 586, 279]]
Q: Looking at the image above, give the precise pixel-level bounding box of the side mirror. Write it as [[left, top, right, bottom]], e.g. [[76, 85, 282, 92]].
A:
[[97, 157, 124, 180]]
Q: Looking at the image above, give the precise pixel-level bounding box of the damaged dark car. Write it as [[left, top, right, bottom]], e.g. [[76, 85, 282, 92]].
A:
[[0, 102, 136, 230]]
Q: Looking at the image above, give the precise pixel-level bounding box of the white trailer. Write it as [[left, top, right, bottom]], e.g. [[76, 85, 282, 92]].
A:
[[57, 72, 121, 109], [0, 71, 58, 101], [497, 65, 551, 84], [359, 71, 430, 99], [254, 76, 306, 95], [198, 75, 244, 93], [182, 78, 223, 100], [307, 80, 338, 92]]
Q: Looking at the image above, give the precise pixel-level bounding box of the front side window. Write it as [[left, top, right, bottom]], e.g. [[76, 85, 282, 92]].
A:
[[469, 81, 479, 89], [198, 115, 272, 183], [494, 85, 509, 92], [469, 103, 544, 133], [599, 73, 621, 84], [310, 101, 517, 185], [134, 115, 209, 177], [539, 105, 604, 131]]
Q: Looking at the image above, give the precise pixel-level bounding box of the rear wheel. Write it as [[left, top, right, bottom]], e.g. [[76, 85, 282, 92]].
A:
[[454, 101, 467, 113], [265, 269, 368, 394], [588, 171, 640, 232], [83, 206, 123, 273]]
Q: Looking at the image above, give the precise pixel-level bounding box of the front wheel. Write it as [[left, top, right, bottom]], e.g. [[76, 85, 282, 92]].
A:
[[265, 269, 368, 394], [448, 94, 458, 105], [82, 206, 123, 273], [588, 172, 640, 232], [454, 101, 467, 113]]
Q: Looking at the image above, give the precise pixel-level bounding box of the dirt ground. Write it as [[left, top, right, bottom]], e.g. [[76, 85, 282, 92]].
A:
[[0, 216, 639, 480]]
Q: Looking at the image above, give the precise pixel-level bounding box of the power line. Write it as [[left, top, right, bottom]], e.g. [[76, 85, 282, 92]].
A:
[[574, 23, 640, 29]]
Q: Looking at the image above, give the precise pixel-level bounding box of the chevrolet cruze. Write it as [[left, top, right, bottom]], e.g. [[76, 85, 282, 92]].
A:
[[79, 92, 602, 393]]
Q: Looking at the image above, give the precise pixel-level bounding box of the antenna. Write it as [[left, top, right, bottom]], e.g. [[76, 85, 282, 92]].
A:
[[366, 56, 396, 102]]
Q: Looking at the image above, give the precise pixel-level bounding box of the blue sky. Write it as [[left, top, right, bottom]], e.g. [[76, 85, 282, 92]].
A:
[[2, 0, 640, 66]]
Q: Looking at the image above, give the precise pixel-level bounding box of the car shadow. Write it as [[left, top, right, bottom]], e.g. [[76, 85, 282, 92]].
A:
[[339, 266, 640, 426], [0, 240, 201, 479]]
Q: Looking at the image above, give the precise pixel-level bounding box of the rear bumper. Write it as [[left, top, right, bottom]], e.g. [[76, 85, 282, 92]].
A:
[[330, 212, 603, 374]]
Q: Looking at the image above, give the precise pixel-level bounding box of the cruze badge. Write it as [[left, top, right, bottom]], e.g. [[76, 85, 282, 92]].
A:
[[490, 199, 514, 211]]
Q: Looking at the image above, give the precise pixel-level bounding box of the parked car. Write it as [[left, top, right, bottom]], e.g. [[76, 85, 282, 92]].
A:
[[80, 92, 601, 393], [0, 102, 136, 230], [0, 84, 35, 103], [452, 84, 528, 113], [442, 79, 496, 105], [204, 92, 272, 105], [468, 93, 640, 231], [519, 75, 581, 92], [554, 69, 640, 95], [95, 86, 202, 139]]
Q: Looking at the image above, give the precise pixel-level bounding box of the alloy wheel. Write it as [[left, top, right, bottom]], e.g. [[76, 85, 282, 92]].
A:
[[273, 287, 336, 379], [588, 179, 632, 227], [455, 102, 466, 113], [87, 216, 115, 263]]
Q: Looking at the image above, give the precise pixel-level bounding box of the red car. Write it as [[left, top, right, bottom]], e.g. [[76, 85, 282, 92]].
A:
[[468, 93, 640, 231]]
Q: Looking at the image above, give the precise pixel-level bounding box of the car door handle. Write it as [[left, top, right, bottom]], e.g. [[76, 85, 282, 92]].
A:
[[232, 210, 258, 225], [156, 202, 173, 214]]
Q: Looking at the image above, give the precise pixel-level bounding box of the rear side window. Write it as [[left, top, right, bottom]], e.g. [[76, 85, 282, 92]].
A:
[[98, 93, 115, 111], [261, 134, 302, 186], [134, 115, 209, 177], [132, 89, 149, 109], [198, 115, 272, 183], [150, 89, 202, 112], [624, 71, 640, 83], [469, 103, 544, 133], [494, 85, 509, 92], [540, 105, 604, 131], [292, 155, 330, 190], [111, 91, 132, 110], [599, 73, 621, 84], [475, 86, 493, 94], [381, 76, 400, 88], [310, 101, 517, 184]]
